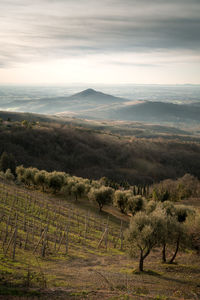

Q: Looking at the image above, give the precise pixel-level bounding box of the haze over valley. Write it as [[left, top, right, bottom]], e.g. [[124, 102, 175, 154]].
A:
[[0, 85, 200, 127]]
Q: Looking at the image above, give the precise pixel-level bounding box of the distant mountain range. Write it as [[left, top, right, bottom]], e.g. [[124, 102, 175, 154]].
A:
[[0, 88, 200, 124]]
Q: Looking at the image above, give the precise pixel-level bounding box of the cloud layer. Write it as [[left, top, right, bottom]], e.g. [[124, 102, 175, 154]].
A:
[[0, 0, 200, 83]]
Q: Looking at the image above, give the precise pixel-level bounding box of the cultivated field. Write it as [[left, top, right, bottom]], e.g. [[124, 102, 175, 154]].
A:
[[0, 181, 200, 299]]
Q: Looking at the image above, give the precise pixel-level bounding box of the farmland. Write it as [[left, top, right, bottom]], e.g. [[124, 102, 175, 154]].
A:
[[0, 180, 200, 299]]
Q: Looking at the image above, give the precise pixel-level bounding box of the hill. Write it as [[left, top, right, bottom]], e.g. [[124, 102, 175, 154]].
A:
[[0, 115, 200, 185], [0, 89, 126, 114], [69, 88, 126, 103]]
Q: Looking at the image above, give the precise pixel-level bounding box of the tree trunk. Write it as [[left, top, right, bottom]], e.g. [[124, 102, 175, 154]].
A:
[[139, 252, 144, 272], [162, 242, 166, 263], [169, 235, 180, 264], [120, 207, 124, 214], [139, 249, 150, 272]]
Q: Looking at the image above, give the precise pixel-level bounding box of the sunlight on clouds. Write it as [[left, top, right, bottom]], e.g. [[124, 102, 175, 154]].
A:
[[0, 0, 200, 84], [0, 52, 200, 85]]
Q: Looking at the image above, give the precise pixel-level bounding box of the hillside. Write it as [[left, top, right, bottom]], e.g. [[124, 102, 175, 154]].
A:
[[108, 101, 200, 123], [0, 179, 200, 299], [1, 110, 199, 138], [0, 117, 200, 184], [0, 180, 126, 298], [69, 88, 126, 103]]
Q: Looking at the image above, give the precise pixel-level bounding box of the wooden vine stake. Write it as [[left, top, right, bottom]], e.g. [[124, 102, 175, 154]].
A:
[[56, 232, 64, 253], [120, 220, 123, 251], [24, 227, 29, 250], [3, 215, 10, 247], [104, 216, 109, 251], [4, 229, 15, 255], [65, 225, 70, 255], [12, 226, 18, 260], [97, 228, 108, 249], [41, 227, 48, 257], [33, 229, 45, 254]]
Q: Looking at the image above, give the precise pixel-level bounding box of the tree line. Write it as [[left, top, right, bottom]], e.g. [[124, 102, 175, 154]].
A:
[[0, 154, 200, 272]]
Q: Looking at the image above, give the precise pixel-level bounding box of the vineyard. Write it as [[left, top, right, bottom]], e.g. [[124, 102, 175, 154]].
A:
[[0, 179, 127, 256], [0, 180, 131, 297], [0, 180, 200, 299]]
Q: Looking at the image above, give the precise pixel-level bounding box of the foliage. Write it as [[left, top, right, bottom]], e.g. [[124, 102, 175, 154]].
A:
[[47, 171, 66, 193], [34, 170, 47, 191], [5, 169, 15, 181], [113, 190, 129, 213], [152, 201, 193, 263], [0, 152, 16, 174], [152, 174, 200, 202], [1, 122, 200, 186], [126, 211, 165, 271], [126, 199, 194, 270], [88, 186, 114, 211], [16, 165, 26, 182], [186, 213, 200, 254], [128, 196, 146, 216]]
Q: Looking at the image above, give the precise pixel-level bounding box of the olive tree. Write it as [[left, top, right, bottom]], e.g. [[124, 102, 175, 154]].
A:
[[34, 170, 48, 191], [5, 169, 15, 181], [88, 186, 114, 211], [186, 213, 200, 254], [113, 190, 129, 214], [61, 177, 76, 197], [16, 165, 26, 183], [47, 171, 65, 193], [128, 195, 146, 216], [154, 202, 192, 263], [23, 167, 39, 186], [166, 205, 193, 264], [126, 211, 165, 272], [71, 182, 86, 201]]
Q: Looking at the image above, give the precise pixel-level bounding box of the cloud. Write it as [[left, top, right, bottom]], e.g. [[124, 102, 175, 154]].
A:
[[0, 0, 200, 69]]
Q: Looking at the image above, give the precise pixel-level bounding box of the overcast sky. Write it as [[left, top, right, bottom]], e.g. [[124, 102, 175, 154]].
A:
[[0, 0, 200, 84]]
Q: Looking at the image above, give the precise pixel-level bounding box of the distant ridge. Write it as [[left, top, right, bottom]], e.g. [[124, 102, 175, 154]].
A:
[[0, 88, 127, 114], [108, 101, 200, 123], [1, 88, 200, 124]]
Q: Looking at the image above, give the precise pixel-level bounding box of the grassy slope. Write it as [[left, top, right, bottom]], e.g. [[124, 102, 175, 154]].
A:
[[0, 181, 200, 299]]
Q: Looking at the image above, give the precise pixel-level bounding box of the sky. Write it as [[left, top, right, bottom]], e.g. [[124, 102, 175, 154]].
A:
[[0, 0, 200, 85]]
